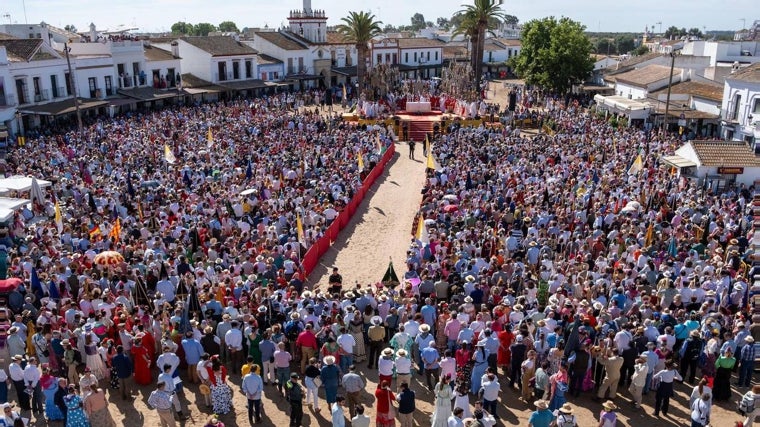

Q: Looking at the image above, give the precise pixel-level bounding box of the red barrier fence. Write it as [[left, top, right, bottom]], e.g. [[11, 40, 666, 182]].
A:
[[301, 143, 396, 279]]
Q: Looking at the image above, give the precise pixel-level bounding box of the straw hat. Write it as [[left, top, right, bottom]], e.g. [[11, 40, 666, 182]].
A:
[[199, 384, 211, 395], [534, 400, 548, 409], [690, 330, 700, 338], [746, 336, 755, 344], [324, 355, 336, 365], [419, 324, 431, 333], [301, 290, 312, 299], [464, 296, 473, 303], [558, 403, 574, 414], [396, 349, 408, 357], [290, 312, 300, 320], [382, 348, 394, 356], [257, 306, 267, 313], [465, 275, 475, 282], [602, 401, 617, 411], [371, 316, 383, 325]]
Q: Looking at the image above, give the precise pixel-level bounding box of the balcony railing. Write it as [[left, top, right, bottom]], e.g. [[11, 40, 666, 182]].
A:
[[0, 93, 16, 107], [216, 72, 234, 82], [53, 86, 67, 98]]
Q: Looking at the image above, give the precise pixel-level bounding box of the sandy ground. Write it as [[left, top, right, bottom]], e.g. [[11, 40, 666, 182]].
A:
[[20, 82, 750, 426]]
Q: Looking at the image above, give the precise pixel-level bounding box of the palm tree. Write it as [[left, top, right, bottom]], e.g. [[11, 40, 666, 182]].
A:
[[452, 0, 507, 92], [336, 11, 383, 95]]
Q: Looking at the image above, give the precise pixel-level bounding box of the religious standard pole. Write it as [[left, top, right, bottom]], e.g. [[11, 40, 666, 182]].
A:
[[64, 42, 83, 135]]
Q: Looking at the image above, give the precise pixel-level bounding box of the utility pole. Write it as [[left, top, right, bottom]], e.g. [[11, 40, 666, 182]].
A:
[[662, 50, 677, 132], [63, 42, 83, 135]]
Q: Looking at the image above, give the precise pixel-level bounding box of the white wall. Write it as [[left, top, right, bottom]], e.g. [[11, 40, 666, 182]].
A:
[[175, 40, 213, 82], [10, 58, 69, 105], [722, 77, 760, 141], [399, 48, 442, 66], [615, 82, 648, 100]]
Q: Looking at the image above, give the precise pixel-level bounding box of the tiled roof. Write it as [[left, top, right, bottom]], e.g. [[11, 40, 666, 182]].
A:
[[649, 80, 723, 102], [0, 38, 43, 62], [728, 62, 760, 83], [614, 52, 662, 70], [180, 73, 214, 88], [180, 36, 257, 56], [325, 31, 354, 45], [443, 45, 468, 59], [257, 54, 282, 65], [495, 38, 521, 47], [689, 141, 760, 167], [614, 64, 680, 88], [0, 32, 15, 40], [254, 32, 308, 50], [396, 38, 445, 49], [144, 45, 178, 61]]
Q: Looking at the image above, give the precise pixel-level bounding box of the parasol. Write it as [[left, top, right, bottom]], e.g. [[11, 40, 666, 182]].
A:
[[442, 204, 459, 213], [0, 277, 22, 293], [442, 194, 458, 202], [240, 188, 257, 196], [93, 251, 124, 267]]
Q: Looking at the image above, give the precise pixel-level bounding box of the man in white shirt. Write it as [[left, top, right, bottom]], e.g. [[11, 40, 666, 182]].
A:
[[197, 354, 212, 407], [225, 321, 244, 374], [241, 366, 264, 424], [9, 355, 28, 410], [24, 357, 43, 414], [336, 327, 356, 374], [157, 364, 187, 419], [350, 404, 370, 427], [447, 407, 465, 427], [394, 349, 413, 390], [479, 370, 501, 420]]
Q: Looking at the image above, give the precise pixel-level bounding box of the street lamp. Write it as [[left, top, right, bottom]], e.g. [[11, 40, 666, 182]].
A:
[[63, 42, 83, 135], [662, 49, 681, 132]]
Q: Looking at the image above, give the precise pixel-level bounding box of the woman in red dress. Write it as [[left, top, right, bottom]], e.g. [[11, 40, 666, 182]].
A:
[[374, 381, 396, 427], [497, 323, 515, 375], [131, 337, 152, 386]]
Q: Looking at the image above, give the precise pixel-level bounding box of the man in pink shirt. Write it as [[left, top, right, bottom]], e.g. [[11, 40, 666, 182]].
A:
[[295, 324, 318, 374], [274, 342, 292, 396], [444, 315, 461, 352]]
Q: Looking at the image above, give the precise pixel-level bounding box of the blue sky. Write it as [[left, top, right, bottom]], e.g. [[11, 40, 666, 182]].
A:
[[2, 0, 755, 34]]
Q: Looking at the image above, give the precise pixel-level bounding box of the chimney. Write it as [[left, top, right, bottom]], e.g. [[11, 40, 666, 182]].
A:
[[171, 41, 179, 58]]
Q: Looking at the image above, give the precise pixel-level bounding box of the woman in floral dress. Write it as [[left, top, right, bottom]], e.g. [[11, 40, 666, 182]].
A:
[[207, 358, 232, 415], [64, 385, 90, 427], [100, 339, 119, 389], [348, 310, 366, 363]]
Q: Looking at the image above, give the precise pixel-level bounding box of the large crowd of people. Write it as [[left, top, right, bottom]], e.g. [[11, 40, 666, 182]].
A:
[[0, 83, 757, 427]]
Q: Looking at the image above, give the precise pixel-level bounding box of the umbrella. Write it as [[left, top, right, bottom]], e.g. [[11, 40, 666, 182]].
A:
[[443, 204, 459, 213], [0, 277, 22, 293], [405, 277, 421, 288], [240, 188, 257, 196], [442, 194, 458, 202], [30, 177, 45, 206], [381, 260, 400, 288], [424, 219, 436, 226], [93, 251, 124, 266]]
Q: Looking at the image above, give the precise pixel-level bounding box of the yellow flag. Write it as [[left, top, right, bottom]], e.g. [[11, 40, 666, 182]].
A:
[[54, 201, 63, 234], [426, 143, 435, 169], [296, 213, 305, 244], [645, 222, 654, 247], [207, 128, 214, 148], [342, 85, 347, 102], [358, 150, 365, 172], [109, 218, 122, 243], [137, 200, 144, 221], [164, 144, 176, 164], [416, 214, 425, 240], [627, 154, 643, 175]]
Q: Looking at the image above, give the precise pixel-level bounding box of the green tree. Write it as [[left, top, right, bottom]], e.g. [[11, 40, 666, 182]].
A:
[[64, 24, 77, 33], [218, 21, 239, 33], [193, 23, 217, 36], [411, 13, 426, 31], [596, 38, 615, 55], [452, 0, 507, 92], [171, 21, 194, 35], [511, 16, 594, 94], [632, 45, 650, 56], [450, 12, 465, 29], [436, 17, 451, 30], [687, 27, 703, 39], [615, 35, 635, 54], [503, 14, 519, 26], [383, 23, 397, 33], [336, 11, 383, 94]]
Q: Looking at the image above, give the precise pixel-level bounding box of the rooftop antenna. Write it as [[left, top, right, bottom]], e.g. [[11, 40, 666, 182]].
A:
[[22, 0, 27, 24], [2, 13, 10, 24], [740, 18, 746, 30], [656, 21, 662, 34]]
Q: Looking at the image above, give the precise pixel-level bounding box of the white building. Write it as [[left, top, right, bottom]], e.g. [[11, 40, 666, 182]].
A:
[[611, 64, 684, 100], [663, 140, 760, 189], [370, 37, 445, 79], [721, 62, 760, 144], [0, 45, 16, 129]]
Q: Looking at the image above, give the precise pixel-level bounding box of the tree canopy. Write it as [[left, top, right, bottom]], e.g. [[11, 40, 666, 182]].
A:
[[64, 24, 77, 33], [336, 11, 383, 92], [410, 13, 426, 31], [170, 21, 219, 36], [218, 21, 239, 33], [511, 16, 594, 94], [171, 21, 195, 35], [452, 0, 507, 92]]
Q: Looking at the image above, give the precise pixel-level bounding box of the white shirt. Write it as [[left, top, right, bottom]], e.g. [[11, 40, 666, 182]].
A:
[[394, 356, 412, 374], [336, 334, 356, 354], [447, 415, 464, 427], [197, 360, 210, 381], [378, 357, 395, 376], [351, 414, 371, 427], [8, 363, 24, 381], [225, 328, 243, 350], [440, 357, 456, 380], [23, 364, 41, 387], [480, 376, 500, 401], [156, 352, 180, 375]]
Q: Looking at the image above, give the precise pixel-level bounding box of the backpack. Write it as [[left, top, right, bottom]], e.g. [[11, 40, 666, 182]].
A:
[[556, 414, 577, 427], [73, 348, 83, 365]]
